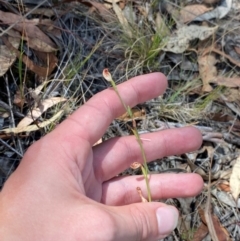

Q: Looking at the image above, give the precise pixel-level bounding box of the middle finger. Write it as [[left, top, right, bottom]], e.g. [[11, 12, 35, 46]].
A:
[[93, 126, 202, 182]]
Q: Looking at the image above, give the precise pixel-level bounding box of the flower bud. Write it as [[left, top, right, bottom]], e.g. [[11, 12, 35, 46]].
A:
[[102, 68, 112, 82]]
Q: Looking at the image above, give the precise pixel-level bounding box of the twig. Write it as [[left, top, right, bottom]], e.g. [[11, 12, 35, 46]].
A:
[[0, 100, 24, 118], [0, 138, 23, 158], [204, 146, 220, 241], [4, 75, 23, 156]]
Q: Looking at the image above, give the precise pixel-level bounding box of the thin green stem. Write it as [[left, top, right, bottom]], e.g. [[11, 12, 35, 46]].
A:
[[104, 70, 152, 202], [132, 128, 152, 202]]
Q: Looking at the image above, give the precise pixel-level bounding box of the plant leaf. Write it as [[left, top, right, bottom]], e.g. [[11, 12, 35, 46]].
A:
[[17, 97, 66, 128], [164, 25, 218, 53], [198, 53, 217, 92], [1, 110, 64, 134], [230, 156, 240, 202], [179, 4, 213, 23], [0, 30, 20, 77], [112, 0, 132, 38]]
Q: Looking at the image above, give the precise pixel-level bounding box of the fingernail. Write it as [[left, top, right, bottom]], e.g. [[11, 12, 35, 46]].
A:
[[156, 206, 178, 236]]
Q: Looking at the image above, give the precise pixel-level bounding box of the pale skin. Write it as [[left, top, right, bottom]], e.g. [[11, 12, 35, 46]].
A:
[[0, 73, 203, 241]]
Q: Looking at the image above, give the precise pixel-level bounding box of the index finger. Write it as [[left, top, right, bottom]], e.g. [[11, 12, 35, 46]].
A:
[[53, 72, 167, 146]]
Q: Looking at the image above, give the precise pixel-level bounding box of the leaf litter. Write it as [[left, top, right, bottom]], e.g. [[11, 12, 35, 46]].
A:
[[1, 0, 240, 240]]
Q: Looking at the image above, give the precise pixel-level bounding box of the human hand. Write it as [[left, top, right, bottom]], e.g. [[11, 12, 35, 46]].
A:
[[0, 73, 203, 241]]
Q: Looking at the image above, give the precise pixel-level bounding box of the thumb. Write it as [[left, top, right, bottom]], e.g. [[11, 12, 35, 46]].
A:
[[111, 202, 179, 241]]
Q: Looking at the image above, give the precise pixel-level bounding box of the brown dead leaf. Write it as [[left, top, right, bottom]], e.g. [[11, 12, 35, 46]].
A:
[[112, 0, 132, 37], [198, 52, 217, 92], [26, 36, 57, 52], [164, 25, 217, 53], [234, 46, 240, 55], [35, 19, 62, 38], [203, 46, 240, 69], [17, 97, 66, 128], [0, 10, 57, 52], [209, 112, 234, 122], [212, 77, 240, 88], [230, 156, 240, 202], [86, 0, 115, 22], [217, 182, 231, 192], [211, 215, 232, 241], [1, 110, 64, 134], [117, 108, 146, 121], [63, 0, 115, 21], [2, 36, 57, 77], [180, 4, 213, 23], [13, 90, 25, 108], [34, 50, 58, 78], [103, 0, 125, 9], [25, 7, 59, 18], [199, 208, 232, 241], [0, 34, 20, 77], [223, 88, 240, 102], [192, 222, 208, 241]]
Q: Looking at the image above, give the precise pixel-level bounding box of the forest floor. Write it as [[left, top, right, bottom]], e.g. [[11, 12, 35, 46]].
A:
[[0, 0, 240, 240]]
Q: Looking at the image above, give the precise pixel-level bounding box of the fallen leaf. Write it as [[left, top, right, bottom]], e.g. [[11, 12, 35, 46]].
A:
[[112, 0, 132, 37], [212, 77, 240, 87], [192, 222, 208, 241], [212, 189, 240, 207], [203, 46, 240, 68], [194, 0, 232, 21], [234, 46, 240, 55], [0, 10, 57, 52], [30, 80, 49, 97], [0, 30, 20, 76], [25, 36, 57, 52], [13, 90, 25, 108], [34, 50, 58, 77], [17, 97, 66, 128], [199, 208, 232, 241], [164, 25, 218, 53], [2, 36, 57, 77], [117, 108, 146, 121], [103, 2, 112, 9], [223, 88, 240, 102], [198, 52, 217, 92], [217, 182, 231, 192], [86, 0, 115, 22], [25, 7, 59, 18], [103, 0, 125, 9], [1, 110, 64, 134], [230, 156, 240, 202], [179, 4, 213, 23], [211, 215, 232, 241]]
